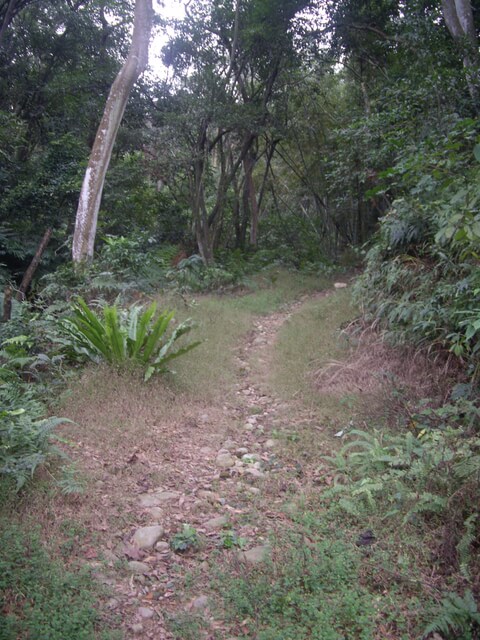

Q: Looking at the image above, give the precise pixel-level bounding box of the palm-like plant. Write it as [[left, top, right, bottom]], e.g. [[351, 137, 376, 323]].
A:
[[60, 298, 200, 380]]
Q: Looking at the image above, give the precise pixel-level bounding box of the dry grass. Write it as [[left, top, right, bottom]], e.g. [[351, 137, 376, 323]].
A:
[[312, 322, 455, 409], [5, 273, 327, 561]]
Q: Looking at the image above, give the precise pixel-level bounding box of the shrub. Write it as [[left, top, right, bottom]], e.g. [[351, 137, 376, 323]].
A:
[[355, 121, 480, 377], [167, 254, 240, 292], [59, 298, 200, 381], [0, 381, 68, 490], [324, 400, 480, 577], [423, 589, 480, 640]]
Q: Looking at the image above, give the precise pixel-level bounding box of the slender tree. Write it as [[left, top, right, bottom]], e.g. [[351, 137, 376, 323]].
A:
[[441, 0, 479, 108], [72, 0, 153, 264]]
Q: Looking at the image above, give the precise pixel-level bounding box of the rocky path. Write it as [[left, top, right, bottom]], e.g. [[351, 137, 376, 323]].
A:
[[95, 292, 331, 639]]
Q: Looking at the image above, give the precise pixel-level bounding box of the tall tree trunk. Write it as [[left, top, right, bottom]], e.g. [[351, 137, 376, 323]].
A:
[[2, 285, 12, 322], [72, 0, 153, 264], [244, 152, 259, 247], [441, 0, 479, 109], [16, 228, 52, 301], [0, 0, 18, 48]]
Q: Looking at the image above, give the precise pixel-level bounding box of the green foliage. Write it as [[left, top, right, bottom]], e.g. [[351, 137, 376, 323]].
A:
[[218, 534, 376, 639], [423, 590, 480, 640], [60, 298, 200, 381], [0, 525, 117, 639], [98, 235, 146, 276], [170, 524, 199, 553], [324, 400, 480, 577], [0, 381, 68, 490], [356, 119, 480, 375], [167, 254, 241, 292], [219, 529, 247, 549]]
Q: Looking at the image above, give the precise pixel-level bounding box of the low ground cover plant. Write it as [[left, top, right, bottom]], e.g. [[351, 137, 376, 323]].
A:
[[0, 525, 118, 639], [59, 298, 200, 381]]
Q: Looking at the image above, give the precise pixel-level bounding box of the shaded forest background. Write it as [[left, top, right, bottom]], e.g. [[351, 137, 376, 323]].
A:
[[1, 0, 480, 369], [1, 2, 480, 637]]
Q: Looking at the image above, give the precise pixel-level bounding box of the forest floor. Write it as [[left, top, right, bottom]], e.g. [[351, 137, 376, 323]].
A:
[[2, 271, 445, 639]]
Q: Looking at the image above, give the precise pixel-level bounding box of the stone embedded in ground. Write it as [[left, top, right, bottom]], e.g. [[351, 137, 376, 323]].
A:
[[242, 453, 261, 462], [200, 446, 215, 456], [244, 468, 265, 479], [133, 525, 164, 549], [204, 515, 229, 530], [236, 447, 249, 456], [264, 439, 276, 448], [222, 439, 237, 450], [131, 623, 143, 634], [138, 607, 155, 619], [128, 561, 150, 574], [191, 595, 209, 609], [197, 489, 220, 503], [247, 486, 261, 495], [138, 491, 180, 507], [216, 453, 235, 468], [334, 282, 347, 289], [92, 571, 116, 586], [102, 549, 118, 564], [155, 541, 170, 553], [146, 507, 163, 521], [238, 545, 271, 565]]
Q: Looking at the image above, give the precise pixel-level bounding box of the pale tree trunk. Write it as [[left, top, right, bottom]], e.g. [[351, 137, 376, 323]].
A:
[[441, 0, 479, 109], [72, 0, 153, 264], [244, 152, 259, 247]]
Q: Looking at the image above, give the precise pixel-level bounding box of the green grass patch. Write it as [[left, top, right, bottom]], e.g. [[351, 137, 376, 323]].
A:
[[230, 269, 330, 315], [159, 269, 331, 401], [216, 532, 378, 640], [0, 524, 119, 640], [269, 289, 356, 409], [169, 296, 252, 401]]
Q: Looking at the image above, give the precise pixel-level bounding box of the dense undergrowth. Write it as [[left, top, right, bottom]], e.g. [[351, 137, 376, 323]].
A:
[[349, 119, 480, 636], [356, 117, 480, 381]]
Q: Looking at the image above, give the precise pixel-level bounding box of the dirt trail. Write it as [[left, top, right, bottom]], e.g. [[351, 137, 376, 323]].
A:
[[90, 291, 331, 638]]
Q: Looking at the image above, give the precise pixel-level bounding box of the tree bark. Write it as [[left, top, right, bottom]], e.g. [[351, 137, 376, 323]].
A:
[[2, 285, 12, 322], [441, 0, 479, 108], [244, 152, 259, 247], [72, 0, 153, 264], [16, 228, 52, 301], [0, 0, 18, 48]]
